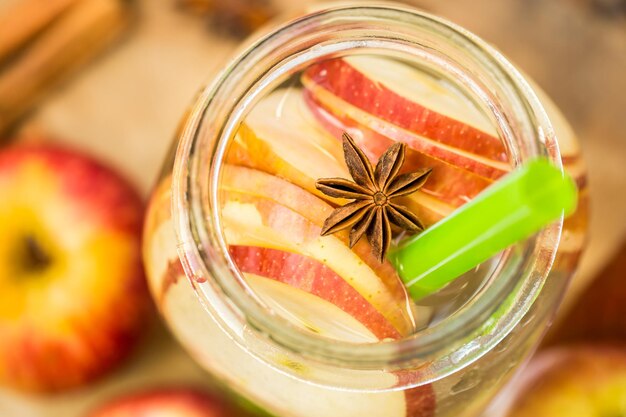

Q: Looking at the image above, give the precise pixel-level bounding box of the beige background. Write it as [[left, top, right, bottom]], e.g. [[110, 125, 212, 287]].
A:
[[0, 0, 624, 415]]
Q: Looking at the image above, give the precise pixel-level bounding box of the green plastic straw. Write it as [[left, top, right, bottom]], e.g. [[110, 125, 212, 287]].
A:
[[388, 158, 578, 300]]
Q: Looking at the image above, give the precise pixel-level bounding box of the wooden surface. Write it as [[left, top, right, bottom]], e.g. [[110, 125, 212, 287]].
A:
[[0, 0, 624, 415]]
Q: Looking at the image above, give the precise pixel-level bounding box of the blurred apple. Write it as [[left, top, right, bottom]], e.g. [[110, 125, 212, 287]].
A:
[[502, 347, 626, 417], [88, 387, 254, 417], [0, 144, 151, 392]]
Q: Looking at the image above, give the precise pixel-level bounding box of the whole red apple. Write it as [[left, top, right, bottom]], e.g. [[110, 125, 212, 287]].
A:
[[0, 144, 151, 392], [493, 347, 626, 417], [88, 387, 255, 417]]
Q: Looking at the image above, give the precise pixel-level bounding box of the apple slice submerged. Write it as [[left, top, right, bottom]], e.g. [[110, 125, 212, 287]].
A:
[[227, 87, 348, 205], [227, 88, 457, 226], [222, 164, 415, 286], [243, 271, 385, 342], [302, 56, 511, 180], [303, 89, 493, 207], [221, 186, 414, 337]]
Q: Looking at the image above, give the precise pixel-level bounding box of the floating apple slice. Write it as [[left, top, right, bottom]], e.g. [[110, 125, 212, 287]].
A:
[[244, 272, 384, 342], [303, 90, 493, 207], [232, 246, 400, 340], [221, 189, 415, 336], [347, 55, 498, 137], [222, 164, 412, 284], [227, 90, 457, 226], [227, 88, 347, 204], [302, 56, 511, 180], [222, 165, 414, 312]]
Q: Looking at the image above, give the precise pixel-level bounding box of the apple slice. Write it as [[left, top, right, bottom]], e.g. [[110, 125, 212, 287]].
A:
[[222, 190, 414, 336], [221, 165, 413, 315], [344, 56, 498, 138], [302, 56, 511, 180], [227, 87, 348, 205], [227, 89, 455, 226], [247, 270, 437, 414], [221, 164, 334, 223], [244, 272, 384, 342], [303, 89, 493, 208], [162, 275, 434, 417], [233, 248, 401, 340]]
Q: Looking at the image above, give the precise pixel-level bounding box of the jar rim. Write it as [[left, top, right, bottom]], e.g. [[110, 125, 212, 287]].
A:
[[171, 3, 564, 387]]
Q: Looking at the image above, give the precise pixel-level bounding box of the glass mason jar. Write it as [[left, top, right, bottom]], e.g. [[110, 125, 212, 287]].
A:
[[143, 4, 587, 417]]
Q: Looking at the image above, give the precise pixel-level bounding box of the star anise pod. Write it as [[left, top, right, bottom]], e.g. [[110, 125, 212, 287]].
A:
[[316, 133, 432, 262]]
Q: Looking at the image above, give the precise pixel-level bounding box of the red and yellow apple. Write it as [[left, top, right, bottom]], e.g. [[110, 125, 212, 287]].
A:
[[88, 387, 253, 417], [0, 144, 150, 392], [501, 347, 626, 417]]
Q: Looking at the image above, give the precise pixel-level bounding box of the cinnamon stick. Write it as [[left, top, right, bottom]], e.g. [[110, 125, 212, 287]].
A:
[[0, 0, 79, 64], [0, 0, 131, 136]]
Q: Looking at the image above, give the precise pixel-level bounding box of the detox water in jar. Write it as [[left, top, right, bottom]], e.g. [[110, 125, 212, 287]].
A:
[[143, 4, 587, 417]]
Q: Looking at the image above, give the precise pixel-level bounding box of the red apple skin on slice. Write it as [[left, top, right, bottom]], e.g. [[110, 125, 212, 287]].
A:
[[221, 165, 415, 322], [303, 89, 493, 208], [222, 190, 414, 336], [403, 382, 436, 417], [302, 58, 510, 179], [303, 56, 587, 188], [230, 245, 401, 340], [225, 90, 453, 226], [226, 88, 348, 206], [302, 59, 588, 251]]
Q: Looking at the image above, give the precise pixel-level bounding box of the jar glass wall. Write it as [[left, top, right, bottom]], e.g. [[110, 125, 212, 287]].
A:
[[143, 4, 587, 417]]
